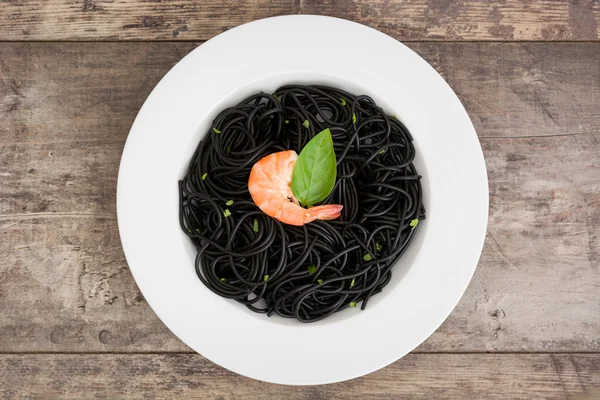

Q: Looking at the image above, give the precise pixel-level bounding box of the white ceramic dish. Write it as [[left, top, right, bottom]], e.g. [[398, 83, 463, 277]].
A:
[[117, 15, 488, 385]]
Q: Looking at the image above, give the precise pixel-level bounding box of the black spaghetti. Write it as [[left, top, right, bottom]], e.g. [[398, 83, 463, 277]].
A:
[[179, 85, 425, 323]]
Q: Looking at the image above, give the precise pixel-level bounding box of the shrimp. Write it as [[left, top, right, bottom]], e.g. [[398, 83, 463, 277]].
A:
[[248, 150, 343, 226]]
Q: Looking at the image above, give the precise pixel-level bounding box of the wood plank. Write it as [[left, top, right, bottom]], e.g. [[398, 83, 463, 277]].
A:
[[0, 0, 599, 41], [0, 216, 188, 352], [0, 142, 121, 216], [0, 42, 198, 146], [1, 43, 598, 147], [0, 354, 598, 399], [0, 43, 599, 352], [413, 42, 600, 139]]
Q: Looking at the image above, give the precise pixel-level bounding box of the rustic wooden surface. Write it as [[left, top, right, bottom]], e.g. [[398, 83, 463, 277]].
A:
[[0, 354, 599, 399], [1, 5, 600, 399], [1, 42, 598, 354], [0, 0, 599, 41]]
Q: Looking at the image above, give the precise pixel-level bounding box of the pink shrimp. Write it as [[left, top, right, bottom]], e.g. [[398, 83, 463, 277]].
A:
[[248, 150, 343, 226]]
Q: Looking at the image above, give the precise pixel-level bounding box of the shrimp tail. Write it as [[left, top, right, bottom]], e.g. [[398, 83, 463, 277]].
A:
[[305, 204, 344, 223]]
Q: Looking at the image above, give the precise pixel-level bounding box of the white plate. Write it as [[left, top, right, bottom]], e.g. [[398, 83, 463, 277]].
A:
[[117, 15, 488, 385]]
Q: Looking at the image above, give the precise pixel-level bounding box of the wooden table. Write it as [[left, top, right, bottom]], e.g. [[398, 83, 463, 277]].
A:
[[1, 1, 599, 398]]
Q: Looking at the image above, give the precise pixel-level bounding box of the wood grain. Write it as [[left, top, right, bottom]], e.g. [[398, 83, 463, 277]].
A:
[[0, 216, 188, 352], [0, 353, 598, 399], [2, 42, 598, 147], [0, 0, 599, 42], [0, 42, 599, 354]]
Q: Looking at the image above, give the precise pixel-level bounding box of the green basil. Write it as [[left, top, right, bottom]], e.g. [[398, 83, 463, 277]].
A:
[[291, 128, 337, 206]]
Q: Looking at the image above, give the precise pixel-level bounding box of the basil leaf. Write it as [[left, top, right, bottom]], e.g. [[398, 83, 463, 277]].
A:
[[291, 128, 337, 206]]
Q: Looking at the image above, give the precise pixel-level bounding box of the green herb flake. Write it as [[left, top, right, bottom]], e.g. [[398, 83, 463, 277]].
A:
[[392, 115, 397, 119], [187, 228, 192, 233], [195, 229, 201, 233], [376, 242, 382, 251], [223, 209, 232, 217], [350, 278, 355, 288], [317, 279, 324, 284], [263, 275, 269, 282], [291, 128, 337, 206], [226, 145, 231, 155], [410, 218, 419, 230], [307, 265, 317, 275], [253, 218, 259, 232], [202, 172, 207, 181], [350, 301, 357, 308], [213, 127, 221, 134], [226, 199, 234, 206], [285, 119, 289, 124], [273, 94, 280, 101], [340, 97, 346, 106], [352, 113, 357, 124], [302, 119, 310, 129], [379, 149, 385, 155], [220, 277, 226, 282], [363, 253, 373, 261]]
